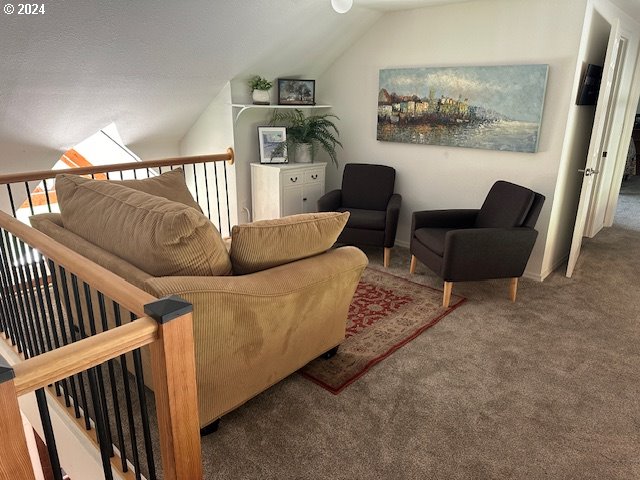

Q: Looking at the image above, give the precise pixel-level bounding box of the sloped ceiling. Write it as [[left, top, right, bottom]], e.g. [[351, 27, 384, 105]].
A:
[[3, 0, 638, 172]]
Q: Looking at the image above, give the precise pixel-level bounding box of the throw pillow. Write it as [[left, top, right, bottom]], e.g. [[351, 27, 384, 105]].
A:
[[106, 167, 201, 211], [230, 212, 349, 275], [55, 174, 232, 277]]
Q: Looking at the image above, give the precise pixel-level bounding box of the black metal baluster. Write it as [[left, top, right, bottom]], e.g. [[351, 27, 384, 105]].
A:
[[223, 161, 231, 235], [158, 166, 163, 174], [129, 313, 156, 480], [9, 234, 39, 358], [86, 366, 114, 480], [113, 302, 142, 479], [82, 283, 114, 456], [48, 261, 77, 412], [24, 182, 35, 216], [146, 168, 151, 178], [30, 249, 61, 394], [0, 230, 27, 353], [132, 169, 138, 180], [42, 180, 53, 213], [6, 184, 17, 218], [203, 162, 212, 220], [119, 171, 124, 180], [16, 240, 46, 357], [58, 267, 91, 429], [212, 162, 222, 230], [35, 388, 64, 480], [98, 293, 128, 472], [39, 256, 71, 401], [192, 164, 199, 204]]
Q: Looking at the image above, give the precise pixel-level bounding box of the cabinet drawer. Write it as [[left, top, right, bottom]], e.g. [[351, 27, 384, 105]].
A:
[[283, 172, 304, 185], [304, 169, 324, 183]]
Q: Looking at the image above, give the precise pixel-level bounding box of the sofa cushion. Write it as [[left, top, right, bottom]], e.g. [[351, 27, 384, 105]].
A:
[[475, 181, 535, 228], [337, 207, 386, 230], [106, 167, 201, 211], [55, 174, 232, 277], [230, 212, 349, 275]]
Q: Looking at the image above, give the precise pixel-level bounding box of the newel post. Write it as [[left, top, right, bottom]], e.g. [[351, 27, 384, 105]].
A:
[[0, 356, 37, 480], [144, 296, 203, 480]]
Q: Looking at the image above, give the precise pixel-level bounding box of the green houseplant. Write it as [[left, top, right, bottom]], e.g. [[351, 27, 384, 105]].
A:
[[248, 75, 273, 105], [270, 109, 342, 165]]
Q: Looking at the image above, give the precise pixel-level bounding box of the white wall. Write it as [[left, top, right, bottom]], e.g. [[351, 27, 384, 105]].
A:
[[179, 82, 238, 232], [317, 0, 588, 280]]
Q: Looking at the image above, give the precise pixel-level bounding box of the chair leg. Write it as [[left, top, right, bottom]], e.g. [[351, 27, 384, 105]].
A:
[[509, 277, 518, 302], [443, 281, 453, 308], [409, 255, 417, 274], [383, 247, 391, 268]]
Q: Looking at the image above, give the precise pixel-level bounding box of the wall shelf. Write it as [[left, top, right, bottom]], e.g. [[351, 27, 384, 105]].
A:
[[231, 104, 332, 122]]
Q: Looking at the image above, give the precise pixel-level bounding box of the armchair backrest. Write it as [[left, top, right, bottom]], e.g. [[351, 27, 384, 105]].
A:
[[341, 163, 396, 211], [475, 180, 542, 228]]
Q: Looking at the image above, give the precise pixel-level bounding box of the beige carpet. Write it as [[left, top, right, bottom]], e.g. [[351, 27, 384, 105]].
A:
[[199, 181, 640, 479]]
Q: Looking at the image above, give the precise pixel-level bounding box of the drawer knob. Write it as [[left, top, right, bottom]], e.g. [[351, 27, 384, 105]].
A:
[[303, 198, 307, 201], [290, 177, 298, 182], [311, 174, 318, 180]]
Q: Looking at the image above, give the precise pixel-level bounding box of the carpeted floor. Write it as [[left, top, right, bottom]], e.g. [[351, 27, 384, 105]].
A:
[[199, 179, 640, 479]]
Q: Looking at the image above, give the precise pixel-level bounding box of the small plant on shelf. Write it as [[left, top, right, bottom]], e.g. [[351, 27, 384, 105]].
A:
[[248, 75, 273, 105], [248, 75, 273, 91], [270, 109, 342, 166]]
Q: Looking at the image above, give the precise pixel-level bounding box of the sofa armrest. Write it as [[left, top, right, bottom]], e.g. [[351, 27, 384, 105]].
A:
[[442, 227, 538, 282], [317, 189, 342, 212], [412, 209, 479, 232], [384, 193, 402, 248], [143, 245, 367, 425]]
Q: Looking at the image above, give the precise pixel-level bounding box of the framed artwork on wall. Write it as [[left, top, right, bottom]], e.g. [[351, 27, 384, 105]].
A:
[[258, 127, 288, 164], [278, 79, 316, 105], [377, 64, 549, 153]]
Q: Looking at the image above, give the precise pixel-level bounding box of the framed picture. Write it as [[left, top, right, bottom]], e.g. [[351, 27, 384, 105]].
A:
[[278, 79, 316, 105], [258, 126, 288, 164], [377, 64, 549, 153]]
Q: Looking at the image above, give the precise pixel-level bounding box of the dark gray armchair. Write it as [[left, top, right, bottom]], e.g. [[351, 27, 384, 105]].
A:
[[318, 163, 401, 267], [409, 181, 545, 307]]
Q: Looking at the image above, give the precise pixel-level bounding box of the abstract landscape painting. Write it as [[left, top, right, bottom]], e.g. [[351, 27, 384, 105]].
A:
[[377, 65, 549, 153]]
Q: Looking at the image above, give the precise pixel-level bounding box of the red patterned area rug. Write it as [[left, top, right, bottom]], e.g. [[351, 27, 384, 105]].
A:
[[300, 268, 465, 394]]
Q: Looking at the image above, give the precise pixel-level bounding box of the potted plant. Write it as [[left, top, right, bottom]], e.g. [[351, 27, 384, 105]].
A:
[[248, 75, 273, 105], [270, 109, 342, 165]]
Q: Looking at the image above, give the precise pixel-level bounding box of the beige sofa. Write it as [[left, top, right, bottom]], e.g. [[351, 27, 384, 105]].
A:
[[30, 170, 367, 429]]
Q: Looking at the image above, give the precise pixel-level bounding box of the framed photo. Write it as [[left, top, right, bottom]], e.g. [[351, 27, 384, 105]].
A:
[[278, 79, 316, 105], [258, 126, 288, 164]]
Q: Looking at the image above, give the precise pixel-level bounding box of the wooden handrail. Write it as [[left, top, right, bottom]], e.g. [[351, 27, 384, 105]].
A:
[[0, 210, 156, 316], [0, 148, 235, 185], [12, 317, 158, 396]]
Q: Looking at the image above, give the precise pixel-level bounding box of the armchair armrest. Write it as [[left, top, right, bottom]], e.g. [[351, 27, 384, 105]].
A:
[[384, 193, 402, 247], [442, 227, 538, 282], [411, 209, 479, 232], [318, 189, 342, 212]]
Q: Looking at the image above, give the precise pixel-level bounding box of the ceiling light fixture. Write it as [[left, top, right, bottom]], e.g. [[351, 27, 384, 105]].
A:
[[331, 0, 353, 14]]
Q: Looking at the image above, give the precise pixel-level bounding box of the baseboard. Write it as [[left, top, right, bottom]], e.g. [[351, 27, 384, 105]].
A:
[[538, 254, 569, 281]]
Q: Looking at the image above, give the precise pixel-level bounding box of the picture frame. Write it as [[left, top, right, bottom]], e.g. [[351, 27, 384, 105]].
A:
[[277, 79, 316, 105], [258, 126, 288, 164]]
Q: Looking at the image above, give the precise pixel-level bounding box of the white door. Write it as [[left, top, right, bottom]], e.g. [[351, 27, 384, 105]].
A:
[[566, 19, 623, 278]]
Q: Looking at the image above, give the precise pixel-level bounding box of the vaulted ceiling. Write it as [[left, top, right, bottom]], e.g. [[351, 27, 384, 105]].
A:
[[1, 0, 637, 172]]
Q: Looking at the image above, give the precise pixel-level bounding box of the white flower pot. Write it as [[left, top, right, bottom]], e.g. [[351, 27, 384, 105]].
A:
[[294, 143, 313, 163], [252, 89, 270, 105]]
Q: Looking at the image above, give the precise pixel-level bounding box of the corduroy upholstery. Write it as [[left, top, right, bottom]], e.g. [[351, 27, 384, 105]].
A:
[[318, 163, 401, 265], [31, 204, 367, 428], [410, 180, 545, 287], [230, 212, 349, 274], [105, 167, 202, 212], [55, 174, 232, 277]]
